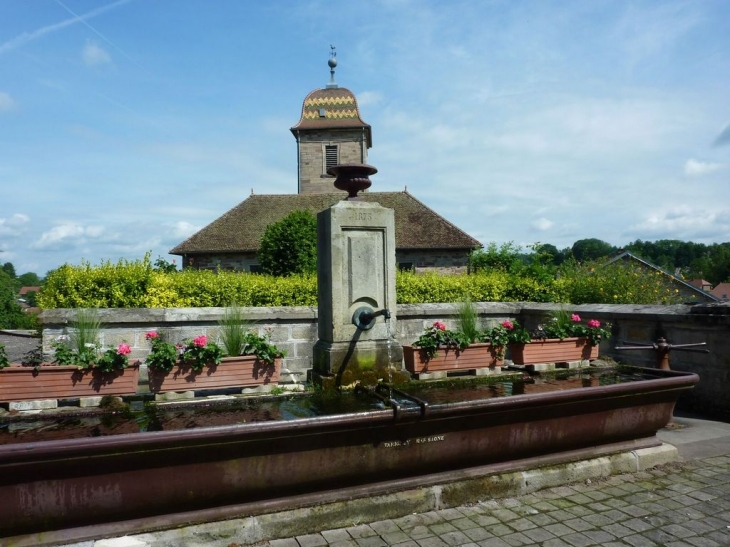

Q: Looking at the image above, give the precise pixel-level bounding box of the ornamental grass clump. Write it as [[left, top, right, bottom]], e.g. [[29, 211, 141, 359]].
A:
[[52, 308, 133, 371], [456, 296, 480, 344], [217, 303, 254, 357]]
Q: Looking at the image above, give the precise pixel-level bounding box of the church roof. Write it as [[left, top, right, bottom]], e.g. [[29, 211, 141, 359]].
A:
[[170, 192, 481, 255], [291, 87, 372, 147]]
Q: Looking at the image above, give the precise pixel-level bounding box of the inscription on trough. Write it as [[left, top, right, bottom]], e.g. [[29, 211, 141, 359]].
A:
[[382, 435, 445, 448]]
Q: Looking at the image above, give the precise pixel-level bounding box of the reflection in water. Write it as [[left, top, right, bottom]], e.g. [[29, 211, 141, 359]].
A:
[[0, 367, 654, 445]]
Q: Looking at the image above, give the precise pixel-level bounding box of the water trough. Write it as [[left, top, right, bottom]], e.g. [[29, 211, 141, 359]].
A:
[[0, 366, 697, 545]]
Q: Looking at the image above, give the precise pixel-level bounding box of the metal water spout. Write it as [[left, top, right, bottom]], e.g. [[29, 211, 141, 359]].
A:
[[615, 337, 709, 371], [352, 306, 391, 331]]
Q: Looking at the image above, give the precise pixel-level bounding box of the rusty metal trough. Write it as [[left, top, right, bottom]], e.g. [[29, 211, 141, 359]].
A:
[[0, 367, 697, 545]]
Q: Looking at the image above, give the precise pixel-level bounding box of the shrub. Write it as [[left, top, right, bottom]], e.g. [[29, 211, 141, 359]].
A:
[[258, 210, 317, 276]]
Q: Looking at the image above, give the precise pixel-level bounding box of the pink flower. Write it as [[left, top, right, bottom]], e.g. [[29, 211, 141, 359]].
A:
[[587, 319, 601, 328], [193, 335, 207, 348], [117, 343, 131, 356], [501, 320, 514, 330], [145, 331, 159, 340], [433, 321, 447, 331], [571, 314, 581, 322]]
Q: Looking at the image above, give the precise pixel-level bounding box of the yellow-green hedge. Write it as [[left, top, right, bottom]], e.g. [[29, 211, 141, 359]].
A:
[[37, 257, 689, 309]]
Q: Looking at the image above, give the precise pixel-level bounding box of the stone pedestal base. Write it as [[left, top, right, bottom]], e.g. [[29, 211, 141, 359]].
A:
[[312, 339, 406, 388]]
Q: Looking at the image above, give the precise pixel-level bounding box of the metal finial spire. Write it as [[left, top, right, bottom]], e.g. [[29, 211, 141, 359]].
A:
[[326, 45, 338, 89]]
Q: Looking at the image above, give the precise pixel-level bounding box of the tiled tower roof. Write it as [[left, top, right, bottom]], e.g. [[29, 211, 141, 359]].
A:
[[291, 87, 372, 147]]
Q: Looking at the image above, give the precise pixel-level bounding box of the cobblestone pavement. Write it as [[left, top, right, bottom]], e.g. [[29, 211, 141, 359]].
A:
[[261, 456, 730, 547]]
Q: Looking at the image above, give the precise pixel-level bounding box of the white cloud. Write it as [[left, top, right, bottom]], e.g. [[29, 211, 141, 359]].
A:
[[0, 213, 30, 236], [172, 221, 200, 238], [356, 91, 383, 108], [32, 223, 87, 249], [83, 40, 111, 66], [684, 159, 724, 177], [531, 218, 554, 231], [627, 207, 730, 241], [0, 92, 15, 112]]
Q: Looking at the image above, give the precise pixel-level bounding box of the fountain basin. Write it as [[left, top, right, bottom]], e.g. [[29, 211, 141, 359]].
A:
[[0, 367, 697, 543]]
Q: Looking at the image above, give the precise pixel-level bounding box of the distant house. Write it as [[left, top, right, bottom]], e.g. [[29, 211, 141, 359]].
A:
[[710, 283, 730, 302], [688, 279, 713, 292], [170, 54, 481, 273], [603, 250, 719, 303]]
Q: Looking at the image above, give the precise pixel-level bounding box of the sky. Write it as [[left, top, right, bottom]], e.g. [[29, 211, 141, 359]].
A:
[[1, 0, 729, 276]]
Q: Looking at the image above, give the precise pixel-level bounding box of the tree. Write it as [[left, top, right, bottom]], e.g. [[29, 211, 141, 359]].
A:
[[258, 210, 318, 276], [468, 242, 525, 274], [2, 262, 16, 279], [571, 239, 616, 262], [17, 272, 41, 287], [0, 269, 24, 329]]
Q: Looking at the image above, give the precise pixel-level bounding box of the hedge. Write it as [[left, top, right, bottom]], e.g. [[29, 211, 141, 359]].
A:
[[37, 256, 690, 309]]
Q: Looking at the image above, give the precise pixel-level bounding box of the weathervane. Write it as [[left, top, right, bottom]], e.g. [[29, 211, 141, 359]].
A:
[[327, 45, 338, 89]]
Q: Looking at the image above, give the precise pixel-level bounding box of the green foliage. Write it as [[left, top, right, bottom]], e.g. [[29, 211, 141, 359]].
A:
[[240, 328, 286, 365], [181, 335, 224, 372], [532, 310, 611, 346], [413, 321, 471, 358], [153, 256, 178, 273], [2, 262, 16, 279], [0, 344, 9, 369], [468, 242, 524, 274], [145, 331, 179, 373], [570, 238, 617, 262], [558, 259, 687, 305], [17, 272, 41, 286], [258, 210, 317, 276], [0, 269, 25, 328]]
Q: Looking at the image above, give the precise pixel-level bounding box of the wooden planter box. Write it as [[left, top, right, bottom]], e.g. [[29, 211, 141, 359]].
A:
[[148, 355, 281, 393], [0, 364, 140, 402], [403, 343, 504, 374], [508, 337, 598, 365]]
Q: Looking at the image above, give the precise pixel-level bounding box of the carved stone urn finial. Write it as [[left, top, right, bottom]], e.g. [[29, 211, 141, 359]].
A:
[[327, 163, 378, 200]]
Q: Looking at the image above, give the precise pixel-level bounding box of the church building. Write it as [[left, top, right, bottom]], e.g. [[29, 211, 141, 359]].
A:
[[170, 52, 481, 272]]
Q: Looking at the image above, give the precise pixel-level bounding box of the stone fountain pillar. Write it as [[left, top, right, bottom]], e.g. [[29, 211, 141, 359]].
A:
[[312, 163, 405, 388]]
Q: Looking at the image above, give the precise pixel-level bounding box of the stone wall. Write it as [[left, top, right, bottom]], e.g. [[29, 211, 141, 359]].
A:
[[40, 302, 729, 413], [396, 249, 470, 274]]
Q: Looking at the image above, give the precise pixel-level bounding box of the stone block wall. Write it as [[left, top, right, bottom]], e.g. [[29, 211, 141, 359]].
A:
[[297, 130, 367, 194], [396, 250, 471, 274], [40, 302, 730, 413]]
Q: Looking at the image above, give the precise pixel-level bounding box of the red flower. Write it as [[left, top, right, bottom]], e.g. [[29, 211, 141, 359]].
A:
[[571, 314, 581, 322], [193, 335, 207, 348], [433, 321, 447, 331], [145, 331, 159, 340], [587, 319, 601, 328], [501, 320, 514, 330], [117, 343, 132, 356]]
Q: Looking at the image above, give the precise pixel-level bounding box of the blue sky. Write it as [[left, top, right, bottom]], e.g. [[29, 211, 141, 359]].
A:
[[1, 0, 729, 276]]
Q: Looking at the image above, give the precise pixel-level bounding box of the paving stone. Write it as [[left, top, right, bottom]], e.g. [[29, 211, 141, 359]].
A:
[[437, 508, 467, 521], [354, 537, 386, 547], [505, 518, 537, 532], [642, 528, 680, 544], [686, 537, 722, 547], [427, 522, 457, 535], [563, 518, 595, 532], [525, 512, 556, 526], [380, 531, 411, 545], [622, 534, 658, 547], [602, 522, 635, 538], [328, 540, 358, 547], [471, 514, 500, 527], [390, 542, 420, 547], [414, 537, 448, 547], [561, 532, 595, 547], [370, 520, 400, 534], [406, 526, 434, 540], [346, 525, 377, 539], [623, 518, 654, 533], [487, 524, 515, 537], [269, 539, 299, 547], [499, 531, 533, 546], [448, 517, 478, 531], [477, 538, 512, 547], [491, 509, 520, 522], [521, 527, 556, 542], [564, 505, 594, 518], [462, 527, 492, 542], [543, 522, 575, 537], [582, 529, 617, 543], [321, 529, 352, 543], [296, 533, 328, 547], [542, 539, 573, 547], [438, 531, 472, 546]]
